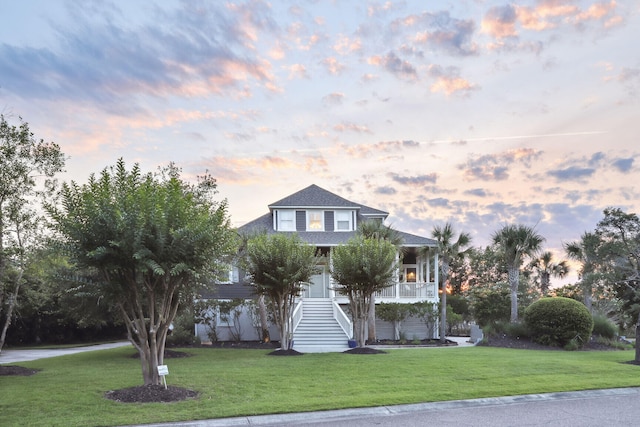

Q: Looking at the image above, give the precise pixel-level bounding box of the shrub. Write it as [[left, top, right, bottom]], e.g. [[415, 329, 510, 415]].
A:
[[592, 314, 617, 339], [504, 322, 530, 339], [471, 288, 511, 327], [524, 297, 593, 348], [484, 320, 530, 339], [377, 302, 415, 340], [166, 311, 199, 347]]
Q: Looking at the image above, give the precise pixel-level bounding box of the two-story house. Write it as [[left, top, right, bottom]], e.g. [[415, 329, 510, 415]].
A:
[[196, 184, 439, 352]]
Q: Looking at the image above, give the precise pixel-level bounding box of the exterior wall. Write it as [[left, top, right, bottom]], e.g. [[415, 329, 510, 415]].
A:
[[195, 302, 280, 343], [195, 300, 440, 343], [374, 316, 438, 340]]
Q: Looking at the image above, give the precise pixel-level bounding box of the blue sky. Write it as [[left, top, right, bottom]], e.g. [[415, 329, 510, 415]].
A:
[[1, 0, 639, 285]]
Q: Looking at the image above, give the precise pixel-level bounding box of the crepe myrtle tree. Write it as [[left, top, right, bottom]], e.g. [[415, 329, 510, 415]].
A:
[[243, 232, 319, 351], [357, 220, 404, 342], [331, 235, 397, 347], [48, 159, 236, 385]]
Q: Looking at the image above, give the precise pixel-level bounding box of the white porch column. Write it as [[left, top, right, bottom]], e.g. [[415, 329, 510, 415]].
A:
[[395, 250, 400, 300]]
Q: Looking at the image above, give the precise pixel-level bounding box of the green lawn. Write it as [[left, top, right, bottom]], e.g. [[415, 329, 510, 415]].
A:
[[1, 346, 639, 427]]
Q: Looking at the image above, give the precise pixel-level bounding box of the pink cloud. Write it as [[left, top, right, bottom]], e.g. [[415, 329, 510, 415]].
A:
[[430, 76, 477, 96], [287, 63, 309, 79], [333, 122, 372, 133], [333, 35, 362, 55], [321, 57, 346, 75]]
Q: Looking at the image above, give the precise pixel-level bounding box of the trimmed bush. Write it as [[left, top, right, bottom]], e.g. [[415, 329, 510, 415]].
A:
[[524, 297, 593, 348]]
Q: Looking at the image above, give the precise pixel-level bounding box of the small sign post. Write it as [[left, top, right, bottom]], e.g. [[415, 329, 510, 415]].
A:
[[157, 365, 169, 389]]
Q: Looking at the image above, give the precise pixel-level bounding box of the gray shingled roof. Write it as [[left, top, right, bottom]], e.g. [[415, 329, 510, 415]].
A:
[[236, 184, 436, 247], [269, 184, 388, 217]]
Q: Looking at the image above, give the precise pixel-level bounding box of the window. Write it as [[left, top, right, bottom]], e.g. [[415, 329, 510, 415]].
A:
[[335, 211, 352, 231], [307, 210, 323, 230], [278, 210, 294, 231]]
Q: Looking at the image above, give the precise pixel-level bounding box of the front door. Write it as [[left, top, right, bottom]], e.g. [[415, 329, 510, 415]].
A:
[[308, 265, 330, 298]]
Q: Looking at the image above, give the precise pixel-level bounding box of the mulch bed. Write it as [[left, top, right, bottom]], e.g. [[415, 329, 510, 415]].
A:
[[373, 338, 458, 347], [0, 365, 40, 376], [267, 348, 304, 356], [105, 385, 198, 403], [344, 347, 387, 354]]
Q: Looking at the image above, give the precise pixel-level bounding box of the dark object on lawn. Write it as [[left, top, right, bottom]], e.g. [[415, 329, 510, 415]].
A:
[[268, 349, 304, 356], [344, 347, 387, 354], [105, 385, 198, 403], [0, 365, 40, 376]]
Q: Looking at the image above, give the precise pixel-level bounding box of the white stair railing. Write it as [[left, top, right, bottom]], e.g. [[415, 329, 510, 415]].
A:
[[292, 300, 304, 332], [332, 300, 353, 339]]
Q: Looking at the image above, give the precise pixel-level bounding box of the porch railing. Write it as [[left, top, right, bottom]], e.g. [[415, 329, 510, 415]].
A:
[[374, 282, 437, 299]]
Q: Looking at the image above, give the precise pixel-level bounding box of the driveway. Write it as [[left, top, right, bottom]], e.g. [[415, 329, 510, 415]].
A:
[[0, 341, 131, 364]]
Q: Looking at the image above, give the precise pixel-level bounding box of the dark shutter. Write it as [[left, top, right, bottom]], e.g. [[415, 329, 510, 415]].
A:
[[296, 211, 306, 231], [325, 211, 334, 231]]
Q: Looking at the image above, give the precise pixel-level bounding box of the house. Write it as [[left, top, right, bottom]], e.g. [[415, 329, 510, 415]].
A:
[[195, 184, 439, 352]]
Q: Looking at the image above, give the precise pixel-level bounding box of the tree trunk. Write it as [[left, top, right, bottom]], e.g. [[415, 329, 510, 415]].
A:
[[635, 313, 640, 363], [541, 272, 550, 296], [258, 295, 270, 342], [508, 267, 519, 323], [367, 295, 376, 343], [440, 280, 447, 343], [583, 282, 593, 314], [0, 281, 21, 353]]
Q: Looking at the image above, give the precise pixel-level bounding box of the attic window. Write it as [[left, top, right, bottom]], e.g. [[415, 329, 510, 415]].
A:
[[278, 210, 294, 231], [335, 211, 351, 231], [307, 210, 323, 230]]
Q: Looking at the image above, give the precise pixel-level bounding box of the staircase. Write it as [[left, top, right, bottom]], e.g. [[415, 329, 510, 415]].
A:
[[293, 299, 351, 353]]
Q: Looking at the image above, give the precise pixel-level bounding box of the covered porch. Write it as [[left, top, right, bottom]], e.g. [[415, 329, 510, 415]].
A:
[[301, 245, 440, 304]]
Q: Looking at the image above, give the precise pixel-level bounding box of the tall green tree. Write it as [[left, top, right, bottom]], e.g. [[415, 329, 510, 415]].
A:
[[431, 222, 472, 343], [331, 236, 397, 347], [357, 220, 403, 342], [564, 232, 604, 311], [48, 159, 235, 385], [0, 115, 65, 353], [243, 233, 318, 351], [595, 207, 640, 361], [492, 224, 545, 323], [528, 251, 569, 296], [466, 246, 508, 290]]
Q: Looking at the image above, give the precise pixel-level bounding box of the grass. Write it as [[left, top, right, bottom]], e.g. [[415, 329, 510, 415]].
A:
[[1, 346, 640, 426]]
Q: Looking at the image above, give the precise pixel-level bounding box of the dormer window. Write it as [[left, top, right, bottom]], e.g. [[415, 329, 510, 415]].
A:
[[335, 210, 352, 231], [278, 210, 295, 231], [307, 210, 323, 231]]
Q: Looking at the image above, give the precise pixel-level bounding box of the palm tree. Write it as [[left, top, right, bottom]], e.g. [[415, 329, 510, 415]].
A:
[[432, 223, 472, 343], [357, 220, 403, 342], [564, 232, 602, 313], [492, 224, 545, 323], [529, 251, 569, 296]]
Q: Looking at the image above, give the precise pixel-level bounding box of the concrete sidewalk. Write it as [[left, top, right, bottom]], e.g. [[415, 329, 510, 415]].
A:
[[0, 341, 131, 364]]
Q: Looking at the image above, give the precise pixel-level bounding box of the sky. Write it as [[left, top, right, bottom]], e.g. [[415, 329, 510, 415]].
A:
[[1, 0, 639, 286]]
